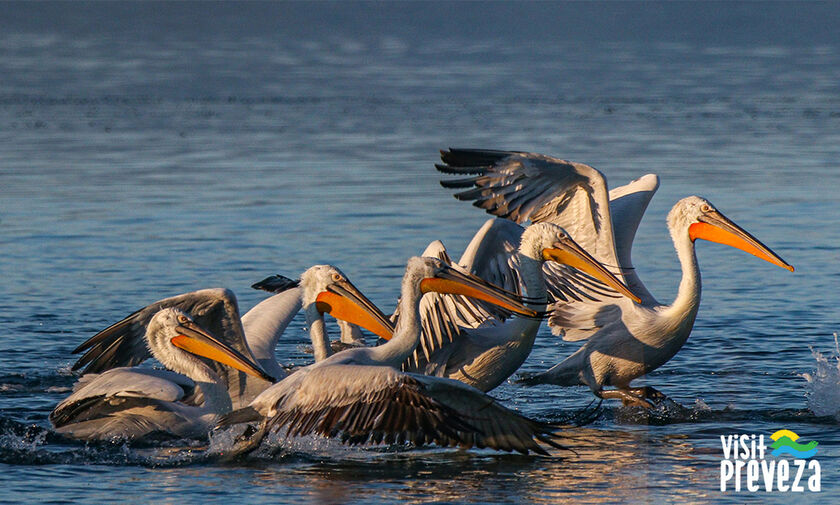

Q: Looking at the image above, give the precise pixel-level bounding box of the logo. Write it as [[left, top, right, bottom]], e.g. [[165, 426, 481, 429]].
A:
[[769, 429, 819, 459], [720, 430, 821, 492]]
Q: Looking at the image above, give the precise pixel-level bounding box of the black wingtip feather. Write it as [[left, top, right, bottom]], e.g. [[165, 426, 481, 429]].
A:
[[435, 163, 490, 175], [440, 148, 514, 167], [439, 177, 479, 189], [71, 309, 140, 355], [252, 275, 300, 293]]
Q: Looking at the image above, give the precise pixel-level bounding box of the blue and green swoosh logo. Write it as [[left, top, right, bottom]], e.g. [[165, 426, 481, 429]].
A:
[[770, 430, 818, 459]]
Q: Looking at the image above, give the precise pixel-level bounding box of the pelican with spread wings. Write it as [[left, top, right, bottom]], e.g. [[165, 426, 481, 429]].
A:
[[437, 148, 793, 406]]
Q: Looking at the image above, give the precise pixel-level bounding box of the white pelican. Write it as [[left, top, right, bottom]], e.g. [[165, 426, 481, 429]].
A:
[[70, 268, 394, 409], [392, 220, 640, 392], [437, 148, 794, 406], [219, 257, 567, 455], [50, 308, 274, 441], [251, 273, 371, 355]]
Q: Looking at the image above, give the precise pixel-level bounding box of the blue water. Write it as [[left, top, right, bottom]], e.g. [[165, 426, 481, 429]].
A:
[[1, 1, 839, 503]]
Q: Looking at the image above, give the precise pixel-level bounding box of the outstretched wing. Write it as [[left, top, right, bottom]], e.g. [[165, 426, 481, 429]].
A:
[[546, 174, 660, 340], [438, 148, 622, 279], [607, 173, 659, 305], [241, 284, 302, 374], [72, 288, 251, 375], [245, 365, 567, 455], [459, 218, 526, 296], [437, 149, 647, 339]]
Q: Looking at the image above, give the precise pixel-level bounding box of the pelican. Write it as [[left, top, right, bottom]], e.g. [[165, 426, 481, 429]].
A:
[[437, 148, 794, 406], [70, 268, 394, 409], [50, 308, 274, 441], [219, 257, 568, 455], [393, 220, 640, 392], [251, 274, 369, 354]]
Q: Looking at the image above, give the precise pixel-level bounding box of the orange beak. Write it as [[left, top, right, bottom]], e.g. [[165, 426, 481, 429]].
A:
[[542, 236, 641, 304], [170, 321, 276, 382], [419, 265, 538, 317], [314, 280, 395, 341], [689, 210, 794, 272]]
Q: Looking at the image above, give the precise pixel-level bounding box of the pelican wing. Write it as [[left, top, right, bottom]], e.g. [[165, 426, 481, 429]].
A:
[[547, 300, 627, 341], [606, 173, 659, 305], [438, 149, 632, 303], [246, 365, 566, 455], [70, 289, 272, 409], [240, 286, 302, 369], [438, 148, 621, 272], [413, 373, 567, 454], [546, 174, 661, 340], [72, 288, 251, 374], [439, 149, 667, 338], [459, 218, 526, 296], [50, 368, 195, 428]]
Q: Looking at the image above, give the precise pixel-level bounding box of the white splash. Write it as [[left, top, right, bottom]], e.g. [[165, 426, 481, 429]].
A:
[[694, 398, 712, 411], [801, 333, 840, 419]]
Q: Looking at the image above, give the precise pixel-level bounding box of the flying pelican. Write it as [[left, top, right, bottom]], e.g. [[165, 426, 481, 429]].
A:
[[70, 268, 394, 409], [392, 220, 640, 392], [219, 257, 568, 455], [436, 148, 794, 406], [50, 308, 275, 441]]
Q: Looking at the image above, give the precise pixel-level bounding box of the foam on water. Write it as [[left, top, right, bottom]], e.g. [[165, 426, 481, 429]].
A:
[[801, 333, 840, 419], [0, 416, 215, 467]]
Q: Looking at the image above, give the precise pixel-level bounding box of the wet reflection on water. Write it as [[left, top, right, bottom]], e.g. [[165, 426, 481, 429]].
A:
[[194, 427, 713, 504]]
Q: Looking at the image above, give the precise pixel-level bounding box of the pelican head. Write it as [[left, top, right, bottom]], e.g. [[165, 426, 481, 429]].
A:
[[523, 223, 641, 303], [669, 196, 794, 272], [406, 256, 538, 317], [146, 308, 275, 382], [300, 265, 395, 340]]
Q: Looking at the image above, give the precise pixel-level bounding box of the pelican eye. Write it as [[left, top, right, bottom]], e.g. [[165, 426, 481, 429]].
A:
[[331, 273, 342, 282], [177, 315, 189, 324], [700, 204, 712, 213]]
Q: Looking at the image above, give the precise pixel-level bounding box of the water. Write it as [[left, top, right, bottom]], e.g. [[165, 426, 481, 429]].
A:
[[1, 1, 839, 503]]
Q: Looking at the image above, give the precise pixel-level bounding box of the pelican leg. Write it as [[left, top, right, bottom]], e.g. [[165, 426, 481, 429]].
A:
[[629, 386, 667, 403], [594, 388, 654, 408]]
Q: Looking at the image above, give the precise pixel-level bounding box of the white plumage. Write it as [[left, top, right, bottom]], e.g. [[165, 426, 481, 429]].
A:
[[52, 308, 273, 441], [438, 149, 793, 406], [220, 257, 567, 455], [400, 219, 638, 392], [71, 287, 294, 409]]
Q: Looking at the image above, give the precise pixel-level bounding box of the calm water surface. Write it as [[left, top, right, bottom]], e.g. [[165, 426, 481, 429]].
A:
[[1, 2, 839, 503]]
